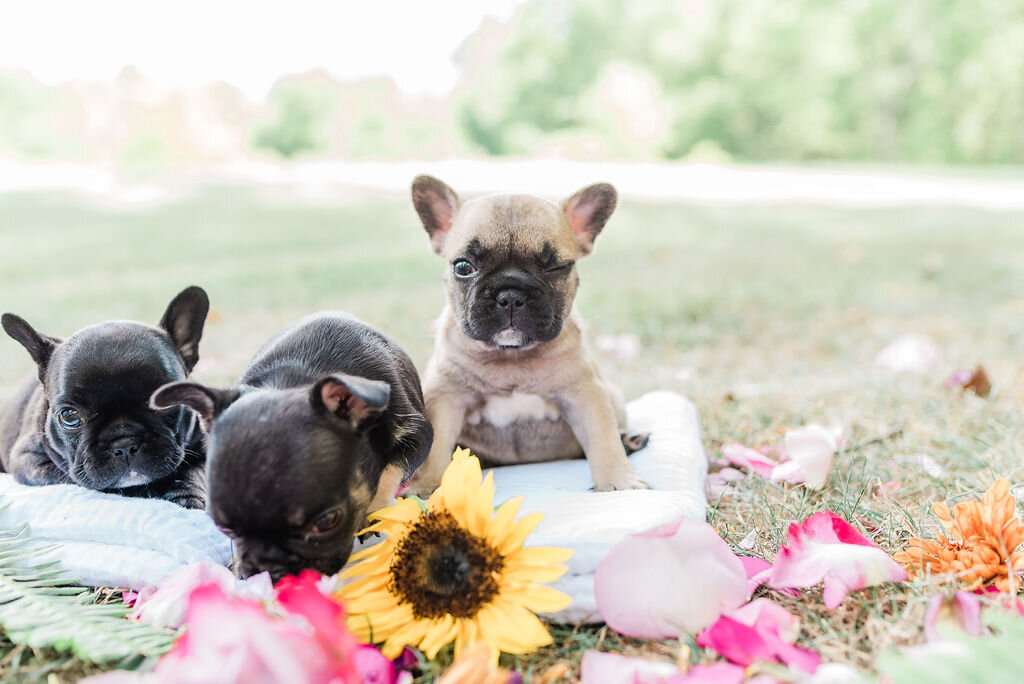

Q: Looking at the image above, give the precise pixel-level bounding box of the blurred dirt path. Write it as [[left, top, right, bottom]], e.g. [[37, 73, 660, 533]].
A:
[[1, 159, 1022, 209]]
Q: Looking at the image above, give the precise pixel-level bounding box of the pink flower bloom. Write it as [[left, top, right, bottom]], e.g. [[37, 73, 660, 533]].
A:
[[153, 583, 362, 683], [129, 562, 274, 630], [697, 598, 820, 674], [768, 512, 907, 609], [874, 334, 940, 374], [721, 444, 778, 478], [924, 592, 984, 642], [595, 518, 748, 638]]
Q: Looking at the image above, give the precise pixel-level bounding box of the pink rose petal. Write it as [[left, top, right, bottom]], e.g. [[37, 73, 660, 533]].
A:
[[665, 663, 746, 684], [580, 650, 682, 684], [874, 334, 940, 374], [697, 598, 820, 674], [770, 425, 840, 489], [595, 518, 748, 638], [768, 512, 907, 609], [924, 592, 984, 642], [721, 444, 779, 478], [130, 562, 236, 629]]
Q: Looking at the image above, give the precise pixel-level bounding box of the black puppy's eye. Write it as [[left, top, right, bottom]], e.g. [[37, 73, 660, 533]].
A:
[[452, 259, 478, 278], [57, 407, 83, 429], [310, 510, 343, 534], [546, 261, 575, 273]]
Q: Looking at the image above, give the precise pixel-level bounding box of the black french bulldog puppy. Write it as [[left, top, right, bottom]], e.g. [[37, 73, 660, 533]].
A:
[[0, 286, 210, 508], [150, 312, 433, 581]]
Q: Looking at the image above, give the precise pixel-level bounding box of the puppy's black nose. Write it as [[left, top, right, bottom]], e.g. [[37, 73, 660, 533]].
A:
[[110, 437, 140, 460], [496, 288, 526, 310]]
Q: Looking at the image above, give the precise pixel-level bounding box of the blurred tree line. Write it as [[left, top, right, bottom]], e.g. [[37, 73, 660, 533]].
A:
[[456, 0, 1024, 163], [0, 0, 1021, 164]]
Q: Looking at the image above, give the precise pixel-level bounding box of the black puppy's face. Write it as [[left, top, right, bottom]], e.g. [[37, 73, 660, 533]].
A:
[[410, 176, 618, 350], [2, 286, 209, 490], [43, 325, 196, 489], [152, 374, 390, 582]]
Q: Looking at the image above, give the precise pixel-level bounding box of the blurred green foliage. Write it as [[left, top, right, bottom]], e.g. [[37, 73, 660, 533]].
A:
[[252, 80, 337, 158], [458, 0, 1024, 163]]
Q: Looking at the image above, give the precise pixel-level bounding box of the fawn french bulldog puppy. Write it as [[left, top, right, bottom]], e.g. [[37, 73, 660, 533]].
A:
[[405, 175, 648, 496], [151, 313, 432, 581], [0, 286, 210, 508]]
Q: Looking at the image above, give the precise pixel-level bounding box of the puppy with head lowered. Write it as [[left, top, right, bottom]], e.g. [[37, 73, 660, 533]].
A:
[[151, 313, 432, 581], [406, 176, 648, 496], [0, 286, 210, 507]]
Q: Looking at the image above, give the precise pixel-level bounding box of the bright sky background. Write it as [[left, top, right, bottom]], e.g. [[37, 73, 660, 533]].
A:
[[0, 0, 525, 99]]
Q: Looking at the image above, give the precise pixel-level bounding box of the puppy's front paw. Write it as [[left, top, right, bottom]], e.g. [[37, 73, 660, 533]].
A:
[[592, 464, 651, 492]]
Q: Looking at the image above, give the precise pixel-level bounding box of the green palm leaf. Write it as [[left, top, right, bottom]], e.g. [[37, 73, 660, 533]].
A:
[[0, 523, 176, 664]]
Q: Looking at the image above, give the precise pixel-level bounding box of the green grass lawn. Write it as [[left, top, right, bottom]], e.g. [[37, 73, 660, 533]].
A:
[[1, 185, 1024, 682]]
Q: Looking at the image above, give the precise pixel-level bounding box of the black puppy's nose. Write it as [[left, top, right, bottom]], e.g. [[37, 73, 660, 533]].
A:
[[496, 288, 526, 310], [110, 437, 139, 460]]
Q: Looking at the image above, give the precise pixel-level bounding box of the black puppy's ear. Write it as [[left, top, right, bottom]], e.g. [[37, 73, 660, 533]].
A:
[[159, 286, 210, 373], [2, 314, 61, 373], [411, 175, 460, 254], [311, 374, 391, 429], [150, 381, 239, 429], [561, 182, 618, 256]]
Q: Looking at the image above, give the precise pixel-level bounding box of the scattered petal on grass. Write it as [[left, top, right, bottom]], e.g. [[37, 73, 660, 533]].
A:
[[874, 333, 940, 374], [923, 592, 984, 642], [769, 511, 907, 609], [595, 518, 748, 638], [740, 556, 772, 598], [944, 366, 992, 397], [738, 529, 758, 551], [770, 425, 841, 489], [697, 598, 821, 674], [579, 650, 682, 684], [665, 663, 746, 684], [706, 467, 746, 499], [721, 444, 778, 478]]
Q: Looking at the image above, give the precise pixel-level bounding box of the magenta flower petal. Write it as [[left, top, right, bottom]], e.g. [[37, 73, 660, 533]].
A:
[[697, 599, 821, 674], [768, 512, 906, 609], [595, 519, 748, 638], [721, 444, 779, 478]]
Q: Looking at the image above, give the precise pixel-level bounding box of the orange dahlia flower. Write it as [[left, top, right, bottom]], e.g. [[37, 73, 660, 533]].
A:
[[894, 479, 1024, 591]]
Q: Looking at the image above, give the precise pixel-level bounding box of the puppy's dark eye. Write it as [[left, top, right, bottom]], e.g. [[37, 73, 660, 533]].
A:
[[56, 407, 83, 429], [546, 261, 575, 274], [310, 510, 343, 535], [452, 259, 478, 278]]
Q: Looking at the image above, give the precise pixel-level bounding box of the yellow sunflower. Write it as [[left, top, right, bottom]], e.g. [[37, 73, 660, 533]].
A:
[[337, 447, 573, 659]]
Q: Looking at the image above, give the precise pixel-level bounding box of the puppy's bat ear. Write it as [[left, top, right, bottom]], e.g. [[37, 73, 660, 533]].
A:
[[311, 374, 391, 429], [561, 182, 618, 256], [159, 286, 210, 373], [411, 175, 460, 254], [150, 381, 239, 430], [2, 313, 61, 375]]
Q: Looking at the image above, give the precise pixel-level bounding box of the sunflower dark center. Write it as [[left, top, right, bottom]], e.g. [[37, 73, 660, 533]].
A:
[[389, 510, 504, 619]]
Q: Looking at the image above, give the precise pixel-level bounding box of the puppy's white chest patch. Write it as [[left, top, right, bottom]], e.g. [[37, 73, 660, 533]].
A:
[[467, 392, 560, 428]]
